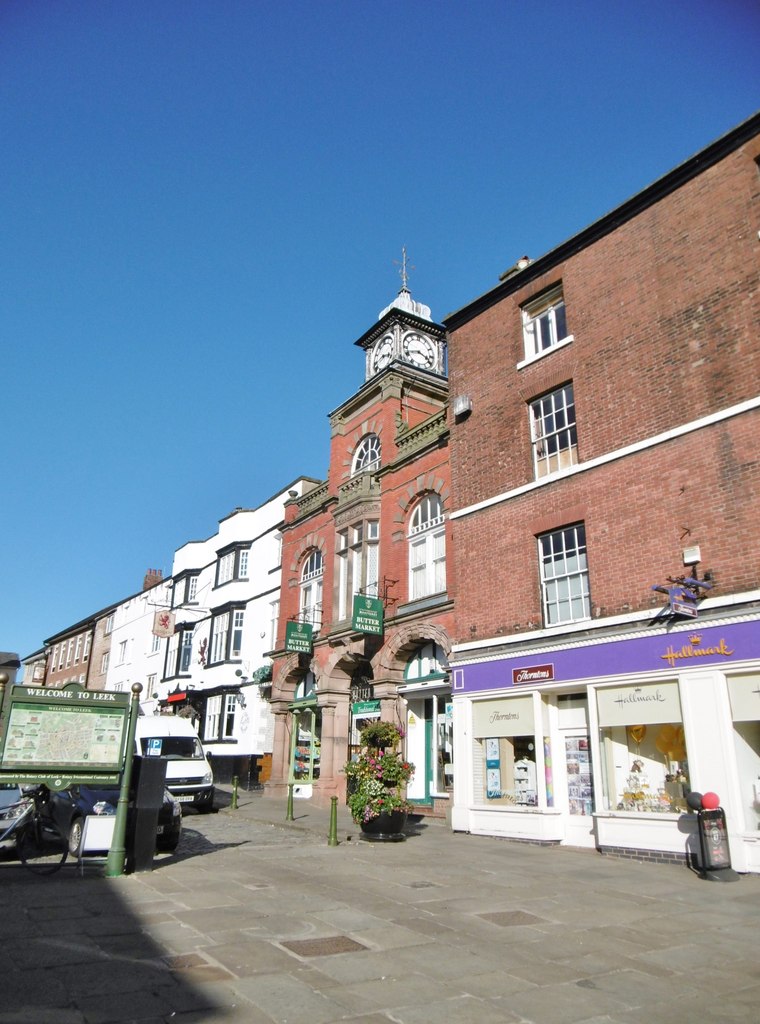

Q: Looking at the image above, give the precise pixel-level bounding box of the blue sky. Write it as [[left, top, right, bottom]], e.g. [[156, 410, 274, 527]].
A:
[[2, 1, 758, 665]]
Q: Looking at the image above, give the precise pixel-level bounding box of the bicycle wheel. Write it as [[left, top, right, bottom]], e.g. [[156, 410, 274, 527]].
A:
[[18, 817, 68, 875]]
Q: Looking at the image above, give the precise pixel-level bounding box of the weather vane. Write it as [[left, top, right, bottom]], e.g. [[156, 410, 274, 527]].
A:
[[394, 246, 414, 291]]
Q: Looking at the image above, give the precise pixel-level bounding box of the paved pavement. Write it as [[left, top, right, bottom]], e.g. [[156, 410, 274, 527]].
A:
[[1, 787, 759, 1024]]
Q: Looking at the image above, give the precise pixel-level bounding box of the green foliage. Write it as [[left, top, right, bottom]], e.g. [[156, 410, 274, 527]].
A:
[[357, 720, 403, 750], [344, 723, 415, 824]]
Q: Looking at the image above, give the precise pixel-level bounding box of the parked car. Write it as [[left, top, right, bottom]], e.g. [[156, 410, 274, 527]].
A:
[[47, 784, 182, 857], [0, 783, 27, 850]]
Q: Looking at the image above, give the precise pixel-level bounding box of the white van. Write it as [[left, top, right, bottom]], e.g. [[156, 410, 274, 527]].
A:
[[135, 716, 215, 813]]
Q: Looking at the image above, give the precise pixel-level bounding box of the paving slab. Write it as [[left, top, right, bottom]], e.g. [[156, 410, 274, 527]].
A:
[[1, 789, 759, 1023]]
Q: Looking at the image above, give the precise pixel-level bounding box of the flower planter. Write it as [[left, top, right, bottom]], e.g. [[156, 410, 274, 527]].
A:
[[359, 809, 408, 842]]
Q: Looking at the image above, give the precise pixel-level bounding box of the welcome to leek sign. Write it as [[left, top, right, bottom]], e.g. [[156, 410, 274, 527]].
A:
[[352, 595, 384, 636], [285, 621, 313, 653], [0, 684, 129, 789]]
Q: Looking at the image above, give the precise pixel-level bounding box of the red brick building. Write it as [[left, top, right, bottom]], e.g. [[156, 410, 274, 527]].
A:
[[444, 114, 760, 870], [269, 285, 455, 815]]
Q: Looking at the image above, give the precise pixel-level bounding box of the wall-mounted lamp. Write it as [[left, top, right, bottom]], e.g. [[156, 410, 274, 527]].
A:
[[452, 394, 473, 419]]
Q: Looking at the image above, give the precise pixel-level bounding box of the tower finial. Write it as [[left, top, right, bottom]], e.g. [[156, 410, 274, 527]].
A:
[[394, 246, 414, 292]]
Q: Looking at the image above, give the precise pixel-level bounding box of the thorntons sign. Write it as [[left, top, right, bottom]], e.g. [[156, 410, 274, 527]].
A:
[[512, 664, 554, 686]]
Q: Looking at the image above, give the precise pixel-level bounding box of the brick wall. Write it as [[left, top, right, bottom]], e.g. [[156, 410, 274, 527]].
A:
[[447, 134, 760, 643]]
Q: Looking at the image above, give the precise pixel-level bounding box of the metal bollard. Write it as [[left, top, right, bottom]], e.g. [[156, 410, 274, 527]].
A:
[[327, 795, 338, 847], [231, 775, 239, 810], [286, 783, 294, 821]]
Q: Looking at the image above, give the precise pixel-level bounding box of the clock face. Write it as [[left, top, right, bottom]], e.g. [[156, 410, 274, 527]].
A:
[[372, 335, 394, 372], [402, 332, 436, 369]]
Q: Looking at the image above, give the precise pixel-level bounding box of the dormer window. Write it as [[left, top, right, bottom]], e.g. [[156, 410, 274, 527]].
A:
[[351, 434, 381, 475]]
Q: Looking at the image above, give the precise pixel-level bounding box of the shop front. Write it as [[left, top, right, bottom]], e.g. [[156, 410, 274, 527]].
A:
[[451, 611, 760, 872], [287, 674, 321, 798]]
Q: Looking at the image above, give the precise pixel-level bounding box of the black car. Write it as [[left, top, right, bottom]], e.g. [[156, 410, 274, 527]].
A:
[[0, 783, 27, 850], [48, 784, 182, 857]]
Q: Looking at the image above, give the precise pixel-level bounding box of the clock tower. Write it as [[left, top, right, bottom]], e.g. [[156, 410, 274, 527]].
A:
[[355, 271, 446, 381]]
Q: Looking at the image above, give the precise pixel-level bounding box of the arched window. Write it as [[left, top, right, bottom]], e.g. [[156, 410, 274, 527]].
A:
[[300, 550, 323, 629], [404, 642, 449, 682], [294, 671, 317, 700], [408, 494, 446, 600], [351, 434, 381, 475]]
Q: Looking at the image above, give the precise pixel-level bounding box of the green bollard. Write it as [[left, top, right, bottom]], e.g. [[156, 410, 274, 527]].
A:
[[327, 795, 339, 847], [286, 782, 294, 821], [231, 775, 239, 810]]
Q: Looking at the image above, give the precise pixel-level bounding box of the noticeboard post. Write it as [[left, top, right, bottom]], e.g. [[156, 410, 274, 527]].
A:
[[0, 678, 142, 877]]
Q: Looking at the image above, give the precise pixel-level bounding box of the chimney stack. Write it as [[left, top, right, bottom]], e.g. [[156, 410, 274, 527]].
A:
[[143, 568, 163, 591]]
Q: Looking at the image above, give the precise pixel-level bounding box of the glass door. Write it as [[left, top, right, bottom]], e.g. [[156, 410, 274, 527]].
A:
[[556, 692, 596, 848]]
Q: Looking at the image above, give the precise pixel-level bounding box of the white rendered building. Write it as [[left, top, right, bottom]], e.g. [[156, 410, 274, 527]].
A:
[[157, 479, 319, 787]]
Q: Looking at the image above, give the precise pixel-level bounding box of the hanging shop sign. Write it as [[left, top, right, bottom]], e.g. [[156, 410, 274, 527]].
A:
[[651, 574, 712, 618], [352, 595, 384, 636], [152, 610, 176, 637], [285, 621, 313, 654]]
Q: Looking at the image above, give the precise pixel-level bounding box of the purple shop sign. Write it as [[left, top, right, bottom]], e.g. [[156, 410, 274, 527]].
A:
[[459, 620, 759, 694]]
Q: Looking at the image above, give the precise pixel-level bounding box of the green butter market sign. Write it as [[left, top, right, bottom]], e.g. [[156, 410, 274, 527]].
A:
[[0, 684, 129, 789], [285, 621, 313, 654], [352, 595, 384, 636]]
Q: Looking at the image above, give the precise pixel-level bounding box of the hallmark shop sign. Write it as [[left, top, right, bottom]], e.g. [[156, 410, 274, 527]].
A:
[[285, 621, 313, 654], [352, 595, 383, 636]]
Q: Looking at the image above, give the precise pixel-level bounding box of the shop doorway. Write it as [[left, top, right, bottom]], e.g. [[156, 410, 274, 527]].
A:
[[556, 693, 596, 848], [400, 643, 453, 808], [288, 673, 321, 798]]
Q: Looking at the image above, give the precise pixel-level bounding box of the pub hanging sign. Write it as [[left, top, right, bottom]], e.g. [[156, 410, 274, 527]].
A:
[[285, 621, 313, 654], [352, 595, 384, 636]]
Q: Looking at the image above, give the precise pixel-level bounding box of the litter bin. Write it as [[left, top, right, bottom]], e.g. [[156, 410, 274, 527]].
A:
[[127, 755, 167, 872]]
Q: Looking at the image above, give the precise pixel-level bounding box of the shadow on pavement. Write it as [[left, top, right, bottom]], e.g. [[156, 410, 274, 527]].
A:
[[0, 857, 236, 1023]]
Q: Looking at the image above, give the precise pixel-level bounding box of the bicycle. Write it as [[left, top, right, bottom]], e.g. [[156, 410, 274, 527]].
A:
[[0, 784, 68, 875]]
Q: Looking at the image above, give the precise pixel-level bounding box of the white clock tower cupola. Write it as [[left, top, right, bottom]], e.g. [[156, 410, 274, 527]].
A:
[[355, 251, 447, 382]]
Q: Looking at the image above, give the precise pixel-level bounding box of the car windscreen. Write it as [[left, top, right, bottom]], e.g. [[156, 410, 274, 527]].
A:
[[138, 736, 203, 759]]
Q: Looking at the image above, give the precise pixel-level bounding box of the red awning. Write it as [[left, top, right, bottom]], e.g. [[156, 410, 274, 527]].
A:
[[167, 691, 187, 703]]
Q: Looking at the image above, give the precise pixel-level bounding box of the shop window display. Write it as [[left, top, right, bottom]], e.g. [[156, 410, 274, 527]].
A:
[[436, 701, 454, 793], [473, 695, 543, 807], [292, 710, 321, 781], [480, 735, 539, 806], [597, 681, 688, 813], [565, 736, 593, 815], [727, 673, 760, 831], [290, 674, 321, 783]]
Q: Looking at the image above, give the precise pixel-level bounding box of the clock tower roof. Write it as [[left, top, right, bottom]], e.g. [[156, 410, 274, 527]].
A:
[[377, 285, 432, 322], [353, 288, 445, 353]]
